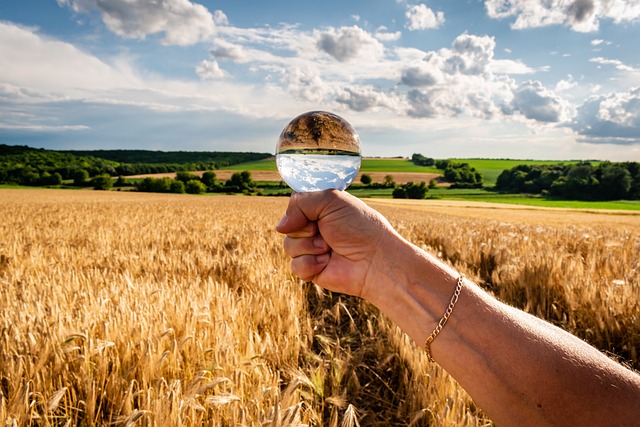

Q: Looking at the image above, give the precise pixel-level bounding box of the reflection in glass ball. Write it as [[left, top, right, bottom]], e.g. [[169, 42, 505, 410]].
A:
[[276, 111, 362, 192]]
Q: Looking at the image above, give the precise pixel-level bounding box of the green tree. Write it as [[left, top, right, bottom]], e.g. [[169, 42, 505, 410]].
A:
[[114, 176, 127, 187], [392, 181, 428, 199], [599, 164, 632, 200], [185, 179, 206, 194], [169, 180, 186, 194], [175, 171, 200, 183], [360, 173, 372, 185], [411, 153, 435, 166], [226, 171, 256, 192], [201, 171, 218, 190], [383, 175, 395, 187], [73, 169, 89, 186], [91, 174, 113, 190]]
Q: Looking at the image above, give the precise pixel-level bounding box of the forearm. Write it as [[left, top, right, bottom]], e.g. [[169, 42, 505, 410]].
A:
[[369, 236, 640, 426]]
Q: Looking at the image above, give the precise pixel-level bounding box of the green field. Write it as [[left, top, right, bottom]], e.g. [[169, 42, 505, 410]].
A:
[[221, 158, 277, 170], [222, 157, 588, 186], [221, 157, 440, 173], [450, 158, 593, 186], [219, 157, 637, 211]]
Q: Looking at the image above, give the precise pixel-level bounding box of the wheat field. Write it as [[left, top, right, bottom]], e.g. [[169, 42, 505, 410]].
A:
[[1, 189, 638, 426]]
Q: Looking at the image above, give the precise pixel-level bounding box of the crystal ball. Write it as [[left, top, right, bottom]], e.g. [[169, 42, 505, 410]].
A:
[[275, 111, 362, 192]]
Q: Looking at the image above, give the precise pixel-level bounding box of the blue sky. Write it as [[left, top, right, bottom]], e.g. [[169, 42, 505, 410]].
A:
[[1, 0, 639, 161]]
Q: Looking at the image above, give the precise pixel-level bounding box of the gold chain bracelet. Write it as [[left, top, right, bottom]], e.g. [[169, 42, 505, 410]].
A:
[[424, 274, 465, 363]]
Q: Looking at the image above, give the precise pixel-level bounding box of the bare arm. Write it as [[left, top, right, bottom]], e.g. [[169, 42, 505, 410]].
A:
[[277, 190, 640, 426]]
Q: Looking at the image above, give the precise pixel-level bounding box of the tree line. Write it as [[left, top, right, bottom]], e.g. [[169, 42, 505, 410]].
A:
[[0, 145, 271, 186], [410, 153, 483, 190], [133, 170, 258, 195], [495, 162, 640, 200]]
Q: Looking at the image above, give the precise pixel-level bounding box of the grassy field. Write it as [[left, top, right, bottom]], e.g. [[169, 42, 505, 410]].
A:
[[1, 189, 638, 426], [221, 157, 587, 185], [221, 157, 440, 173]]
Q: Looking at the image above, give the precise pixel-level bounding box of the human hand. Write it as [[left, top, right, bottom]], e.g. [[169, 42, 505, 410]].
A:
[[276, 190, 400, 300]]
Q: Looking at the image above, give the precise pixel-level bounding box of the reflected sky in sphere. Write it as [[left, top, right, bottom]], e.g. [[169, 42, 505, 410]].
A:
[[276, 153, 361, 192], [275, 111, 362, 192]]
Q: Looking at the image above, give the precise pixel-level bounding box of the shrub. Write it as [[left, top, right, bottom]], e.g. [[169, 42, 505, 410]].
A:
[[91, 174, 113, 191], [393, 181, 428, 199], [185, 179, 206, 194]]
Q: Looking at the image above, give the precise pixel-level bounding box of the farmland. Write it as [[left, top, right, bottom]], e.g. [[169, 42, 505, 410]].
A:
[[1, 189, 638, 426]]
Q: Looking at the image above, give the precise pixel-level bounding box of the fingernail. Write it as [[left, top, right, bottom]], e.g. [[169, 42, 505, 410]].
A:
[[276, 214, 287, 229]]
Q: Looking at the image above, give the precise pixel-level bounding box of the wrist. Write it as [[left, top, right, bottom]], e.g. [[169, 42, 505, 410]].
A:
[[364, 236, 461, 346]]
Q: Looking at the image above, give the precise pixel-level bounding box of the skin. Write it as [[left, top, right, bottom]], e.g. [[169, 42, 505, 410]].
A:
[[276, 190, 640, 427]]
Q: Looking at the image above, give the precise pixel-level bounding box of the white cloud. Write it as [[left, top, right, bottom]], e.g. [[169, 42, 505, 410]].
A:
[[572, 87, 640, 144], [284, 67, 330, 103], [57, 0, 225, 45], [405, 4, 446, 30], [0, 21, 138, 96], [375, 29, 402, 42], [555, 75, 578, 92], [400, 34, 515, 120], [590, 57, 636, 72], [485, 0, 640, 32], [336, 86, 401, 112], [446, 33, 495, 76], [195, 59, 226, 79], [209, 39, 248, 62], [508, 80, 574, 123], [315, 26, 385, 62]]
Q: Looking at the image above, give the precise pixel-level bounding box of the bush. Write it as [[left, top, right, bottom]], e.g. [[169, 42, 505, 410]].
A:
[[392, 181, 428, 199], [360, 174, 372, 185], [91, 174, 113, 191], [185, 180, 206, 194], [175, 171, 200, 183], [411, 153, 435, 167], [73, 169, 89, 187], [169, 180, 185, 194], [201, 171, 218, 190]]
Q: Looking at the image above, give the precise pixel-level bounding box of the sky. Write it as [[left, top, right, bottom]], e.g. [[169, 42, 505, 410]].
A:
[[1, 0, 640, 161]]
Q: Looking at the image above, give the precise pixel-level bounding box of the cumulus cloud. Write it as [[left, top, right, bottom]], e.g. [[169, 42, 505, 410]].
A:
[[400, 52, 444, 86], [315, 26, 384, 62], [485, 0, 640, 32], [57, 0, 225, 45], [507, 80, 574, 122], [446, 33, 495, 75], [375, 28, 402, 42], [336, 86, 400, 112], [209, 39, 248, 62], [285, 67, 330, 103], [401, 34, 511, 119], [195, 60, 226, 79], [405, 4, 446, 30], [572, 87, 640, 144]]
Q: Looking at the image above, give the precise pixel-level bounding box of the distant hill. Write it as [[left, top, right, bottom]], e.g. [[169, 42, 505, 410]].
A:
[[61, 149, 272, 166], [0, 144, 273, 185]]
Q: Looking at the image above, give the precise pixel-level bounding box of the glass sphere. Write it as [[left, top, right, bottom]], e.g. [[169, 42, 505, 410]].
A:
[[275, 111, 362, 192]]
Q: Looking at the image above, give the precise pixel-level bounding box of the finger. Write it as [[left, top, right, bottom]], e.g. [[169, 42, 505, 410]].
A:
[[283, 234, 329, 258], [285, 220, 318, 239], [276, 190, 346, 234], [290, 253, 331, 282]]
